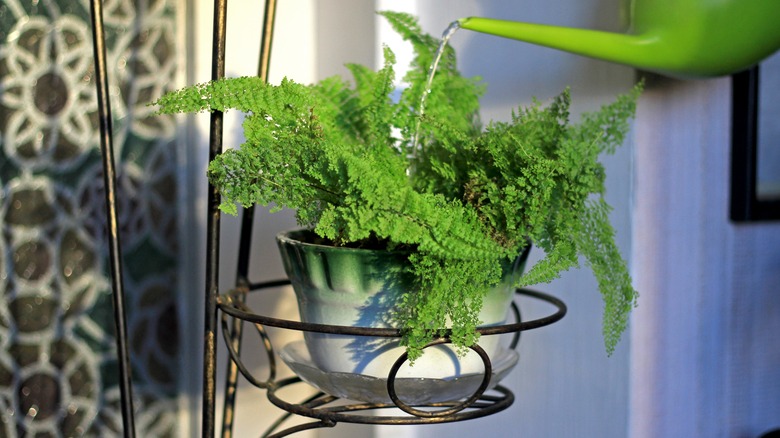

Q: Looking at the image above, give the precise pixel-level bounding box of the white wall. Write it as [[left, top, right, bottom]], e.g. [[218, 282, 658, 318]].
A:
[[631, 75, 780, 438]]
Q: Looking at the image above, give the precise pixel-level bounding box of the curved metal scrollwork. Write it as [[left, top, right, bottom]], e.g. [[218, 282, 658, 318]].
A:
[[219, 285, 565, 339], [386, 339, 493, 418], [219, 294, 277, 389], [215, 284, 566, 436]]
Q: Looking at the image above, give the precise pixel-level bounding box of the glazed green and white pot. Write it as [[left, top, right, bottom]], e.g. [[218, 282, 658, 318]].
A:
[[276, 229, 529, 383]]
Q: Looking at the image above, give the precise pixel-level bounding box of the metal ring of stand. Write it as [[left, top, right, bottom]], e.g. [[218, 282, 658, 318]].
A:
[[217, 283, 566, 437]]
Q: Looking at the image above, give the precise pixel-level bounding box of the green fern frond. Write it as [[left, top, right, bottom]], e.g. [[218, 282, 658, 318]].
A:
[[152, 12, 642, 359], [576, 198, 637, 354]]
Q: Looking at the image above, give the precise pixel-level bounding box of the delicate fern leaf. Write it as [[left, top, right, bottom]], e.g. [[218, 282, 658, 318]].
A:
[[572, 82, 643, 155], [152, 76, 312, 116], [576, 198, 638, 355], [516, 240, 579, 287]]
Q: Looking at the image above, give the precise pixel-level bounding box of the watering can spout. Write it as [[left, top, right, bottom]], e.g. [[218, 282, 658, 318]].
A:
[[459, 18, 661, 72], [458, 0, 780, 78]]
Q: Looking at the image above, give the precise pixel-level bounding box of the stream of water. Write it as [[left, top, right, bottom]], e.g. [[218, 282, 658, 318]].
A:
[[409, 20, 462, 164]]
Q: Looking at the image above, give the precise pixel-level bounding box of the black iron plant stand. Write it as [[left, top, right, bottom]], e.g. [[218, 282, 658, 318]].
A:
[[89, 0, 567, 437]]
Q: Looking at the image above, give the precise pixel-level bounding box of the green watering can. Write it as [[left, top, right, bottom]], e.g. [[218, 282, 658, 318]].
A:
[[459, 0, 780, 78]]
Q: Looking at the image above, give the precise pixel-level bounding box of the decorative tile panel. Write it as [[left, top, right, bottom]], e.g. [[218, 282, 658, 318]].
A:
[[0, 0, 180, 435]]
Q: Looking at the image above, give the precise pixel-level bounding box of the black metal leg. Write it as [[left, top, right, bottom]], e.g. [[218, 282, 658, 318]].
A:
[[204, 1, 229, 437], [221, 2, 278, 436], [220, 208, 252, 438], [88, 0, 136, 436]]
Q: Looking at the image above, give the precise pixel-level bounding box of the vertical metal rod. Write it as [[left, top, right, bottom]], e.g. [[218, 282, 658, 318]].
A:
[[88, 0, 136, 436], [220, 213, 252, 438], [258, 0, 278, 82], [204, 1, 229, 437], [221, 1, 278, 436]]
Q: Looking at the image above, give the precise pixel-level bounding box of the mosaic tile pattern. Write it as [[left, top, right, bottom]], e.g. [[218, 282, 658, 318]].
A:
[[0, 0, 180, 435]]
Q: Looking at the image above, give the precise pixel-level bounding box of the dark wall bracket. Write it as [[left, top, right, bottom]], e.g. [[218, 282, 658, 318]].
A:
[[731, 65, 780, 222]]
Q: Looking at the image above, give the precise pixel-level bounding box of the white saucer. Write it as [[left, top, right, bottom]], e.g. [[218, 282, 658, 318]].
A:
[[279, 340, 519, 405]]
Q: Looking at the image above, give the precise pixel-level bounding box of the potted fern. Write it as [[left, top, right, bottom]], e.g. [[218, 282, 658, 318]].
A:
[[153, 12, 640, 401]]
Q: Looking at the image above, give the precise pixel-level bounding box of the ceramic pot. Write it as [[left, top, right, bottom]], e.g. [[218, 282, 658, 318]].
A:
[[276, 229, 529, 381]]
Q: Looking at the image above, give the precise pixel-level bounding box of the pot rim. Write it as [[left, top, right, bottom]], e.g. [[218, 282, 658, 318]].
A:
[[277, 228, 533, 278], [277, 228, 532, 261], [276, 229, 411, 255]]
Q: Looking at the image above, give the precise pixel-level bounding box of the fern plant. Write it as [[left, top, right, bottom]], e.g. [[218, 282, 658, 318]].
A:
[[153, 11, 641, 361]]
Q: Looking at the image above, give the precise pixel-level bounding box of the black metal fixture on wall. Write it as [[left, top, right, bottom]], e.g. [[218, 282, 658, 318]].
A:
[[731, 58, 780, 222]]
